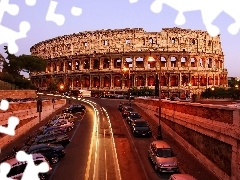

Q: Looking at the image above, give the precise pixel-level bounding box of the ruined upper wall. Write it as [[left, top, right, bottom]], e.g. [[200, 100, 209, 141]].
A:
[[30, 27, 223, 59]]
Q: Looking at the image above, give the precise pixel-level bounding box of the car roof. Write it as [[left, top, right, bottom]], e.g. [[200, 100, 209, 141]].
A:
[[28, 144, 48, 151], [4, 153, 46, 166], [151, 140, 171, 149], [170, 174, 197, 180]]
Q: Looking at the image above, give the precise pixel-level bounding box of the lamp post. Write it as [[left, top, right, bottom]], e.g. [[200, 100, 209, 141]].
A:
[[123, 66, 131, 103], [148, 53, 162, 140]]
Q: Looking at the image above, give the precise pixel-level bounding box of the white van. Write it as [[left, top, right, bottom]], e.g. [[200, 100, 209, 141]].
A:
[[3, 153, 52, 180]]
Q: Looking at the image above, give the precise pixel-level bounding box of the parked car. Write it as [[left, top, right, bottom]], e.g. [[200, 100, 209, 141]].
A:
[[122, 106, 134, 118], [126, 112, 142, 124], [51, 113, 75, 122], [18, 143, 65, 164], [130, 120, 152, 137], [118, 102, 131, 112], [169, 174, 197, 180], [2, 153, 52, 180], [41, 119, 74, 133], [148, 141, 179, 173], [26, 133, 70, 147], [63, 104, 86, 113]]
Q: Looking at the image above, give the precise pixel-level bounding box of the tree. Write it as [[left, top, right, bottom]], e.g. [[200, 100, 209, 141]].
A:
[[47, 78, 59, 92], [3, 46, 46, 75]]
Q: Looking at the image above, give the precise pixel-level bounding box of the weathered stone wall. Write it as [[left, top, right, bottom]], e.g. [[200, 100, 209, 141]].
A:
[[0, 90, 37, 99], [0, 99, 66, 149], [30, 27, 223, 59], [134, 98, 240, 180]]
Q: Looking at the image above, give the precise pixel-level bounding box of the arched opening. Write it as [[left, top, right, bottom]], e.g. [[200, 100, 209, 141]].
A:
[[93, 77, 100, 87], [104, 76, 110, 87], [93, 59, 100, 69], [136, 57, 144, 68], [114, 76, 121, 87], [75, 61, 80, 70], [103, 58, 110, 69], [114, 58, 121, 68], [83, 59, 90, 69]]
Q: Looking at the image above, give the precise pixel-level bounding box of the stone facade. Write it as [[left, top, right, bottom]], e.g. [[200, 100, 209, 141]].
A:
[[134, 98, 240, 180], [30, 27, 228, 96]]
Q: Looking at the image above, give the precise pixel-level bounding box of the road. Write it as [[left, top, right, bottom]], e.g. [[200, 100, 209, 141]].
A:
[[49, 99, 121, 180], [0, 95, 219, 180]]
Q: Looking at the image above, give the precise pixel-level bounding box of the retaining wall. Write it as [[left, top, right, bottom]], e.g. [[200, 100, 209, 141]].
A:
[[0, 90, 37, 99], [0, 99, 66, 149], [134, 98, 240, 180]]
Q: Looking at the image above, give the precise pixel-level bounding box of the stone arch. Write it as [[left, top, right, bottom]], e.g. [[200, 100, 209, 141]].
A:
[[160, 75, 167, 86], [93, 76, 100, 87], [114, 76, 121, 87], [136, 75, 144, 86], [83, 58, 90, 69], [53, 62, 57, 71], [170, 75, 178, 86], [104, 76, 110, 87], [75, 60, 80, 70], [59, 61, 64, 71], [148, 75, 155, 86], [83, 76, 90, 87], [136, 57, 144, 68], [114, 58, 121, 68], [103, 58, 110, 69], [93, 59, 100, 69]]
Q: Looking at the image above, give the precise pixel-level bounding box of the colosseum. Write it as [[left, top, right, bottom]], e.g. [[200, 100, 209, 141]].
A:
[[30, 27, 228, 97]]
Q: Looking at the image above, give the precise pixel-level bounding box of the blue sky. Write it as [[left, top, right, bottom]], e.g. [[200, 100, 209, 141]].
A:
[[0, 0, 239, 77]]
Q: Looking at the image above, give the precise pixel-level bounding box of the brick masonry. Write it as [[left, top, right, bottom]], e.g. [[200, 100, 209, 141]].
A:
[[134, 98, 240, 180], [0, 90, 37, 99], [0, 99, 66, 149]]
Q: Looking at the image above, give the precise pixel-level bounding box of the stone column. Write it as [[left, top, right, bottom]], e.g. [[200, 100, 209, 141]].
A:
[[177, 56, 181, 68], [71, 60, 75, 71], [145, 75, 148, 86], [89, 75, 92, 88], [132, 56, 136, 70], [121, 56, 124, 69], [179, 73, 182, 87], [166, 56, 171, 68], [71, 77, 74, 90], [63, 61, 66, 72], [206, 74, 208, 88], [79, 59, 83, 70], [109, 57, 112, 70], [110, 73, 113, 88], [99, 57, 103, 69], [213, 74, 215, 86], [121, 74, 125, 89]]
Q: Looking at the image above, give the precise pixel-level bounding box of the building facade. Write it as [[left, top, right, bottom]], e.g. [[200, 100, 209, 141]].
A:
[[30, 27, 228, 96]]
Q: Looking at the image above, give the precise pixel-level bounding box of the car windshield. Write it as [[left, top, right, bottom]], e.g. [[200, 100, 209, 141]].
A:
[[134, 121, 148, 127], [156, 148, 174, 158]]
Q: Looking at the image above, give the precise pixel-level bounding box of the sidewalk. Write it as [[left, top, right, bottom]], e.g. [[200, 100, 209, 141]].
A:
[[132, 103, 219, 180]]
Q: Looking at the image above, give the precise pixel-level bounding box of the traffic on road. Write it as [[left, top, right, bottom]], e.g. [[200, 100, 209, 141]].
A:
[[0, 94, 220, 180]]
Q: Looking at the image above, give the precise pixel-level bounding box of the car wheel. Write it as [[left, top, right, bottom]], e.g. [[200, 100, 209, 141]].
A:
[[39, 173, 47, 180], [51, 155, 59, 164], [154, 164, 159, 171]]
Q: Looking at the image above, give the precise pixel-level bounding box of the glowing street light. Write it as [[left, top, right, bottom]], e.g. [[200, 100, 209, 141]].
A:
[[60, 85, 64, 90]]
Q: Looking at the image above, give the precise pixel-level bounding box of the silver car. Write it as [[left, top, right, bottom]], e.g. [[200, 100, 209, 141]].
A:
[[148, 140, 179, 173]]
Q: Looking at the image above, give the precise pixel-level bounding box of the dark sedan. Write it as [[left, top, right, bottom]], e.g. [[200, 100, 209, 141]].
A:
[[26, 134, 70, 147], [16, 143, 65, 164], [130, 120, 152, 137], [126, 112, 141, 124], [63, 104, 86, 113]]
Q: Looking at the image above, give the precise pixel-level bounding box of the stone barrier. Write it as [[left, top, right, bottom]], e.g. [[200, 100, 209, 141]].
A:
[[134, 98, 240, 180], [0, 90, 37, 99], [0, 99, 66, 149]]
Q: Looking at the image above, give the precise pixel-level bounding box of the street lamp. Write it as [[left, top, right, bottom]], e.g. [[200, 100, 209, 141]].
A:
[[123, 66, 131, 103], [148, 53, 162, 140]]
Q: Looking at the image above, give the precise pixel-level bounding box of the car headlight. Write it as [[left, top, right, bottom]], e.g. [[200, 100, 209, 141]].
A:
[[173, 161, 178, 166]]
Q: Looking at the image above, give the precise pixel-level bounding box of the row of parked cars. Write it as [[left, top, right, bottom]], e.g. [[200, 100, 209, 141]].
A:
[[0, 104, 86, 180], [118, 102, 197, 180]]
